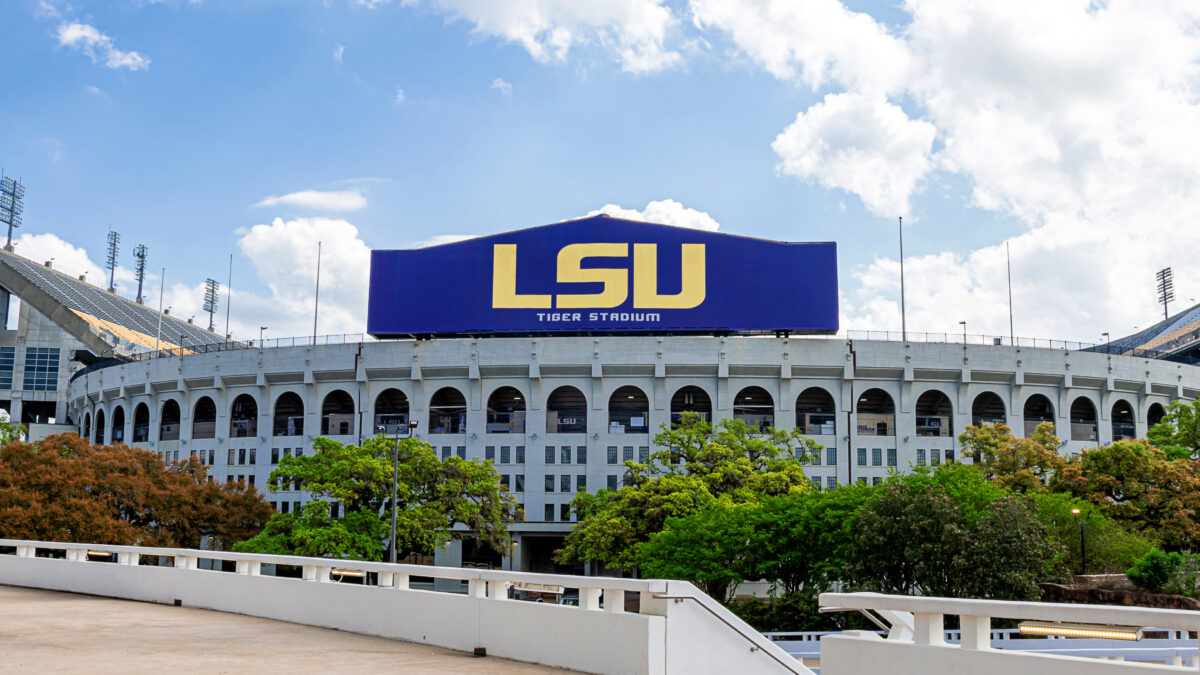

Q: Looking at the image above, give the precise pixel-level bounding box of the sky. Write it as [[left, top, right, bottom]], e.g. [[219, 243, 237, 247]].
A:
[[3, 0, 1200, 344]]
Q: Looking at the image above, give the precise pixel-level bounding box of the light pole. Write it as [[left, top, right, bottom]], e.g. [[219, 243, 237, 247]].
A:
[[377, 418, 419, 564], [1102, 332, 1110, 354], [1072, 508, 1092, 576], [959, 320, 967, 344], [898, 217, 907, 342]]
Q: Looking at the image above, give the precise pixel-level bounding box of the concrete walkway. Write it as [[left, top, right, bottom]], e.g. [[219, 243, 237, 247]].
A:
[[0, 585, 574, 674]]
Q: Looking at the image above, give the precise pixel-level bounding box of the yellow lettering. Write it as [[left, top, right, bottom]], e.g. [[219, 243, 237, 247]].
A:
[[555, 243, 628, 308], [492, 244, 551, 309], [633, 243, 706, 309]]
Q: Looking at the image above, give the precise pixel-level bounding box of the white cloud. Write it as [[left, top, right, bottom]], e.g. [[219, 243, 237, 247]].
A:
[[394, 87, 406, 105], [333, 43, 345, 63], [401, 0, 682, 74], [772, 93, 936, 218], [491, 77, 513, 96], [410, 234, 479, 248], [253, 189, 367, 212], [56, 22, 150, 71], [690, 0, 912, 94], [353, 0, 392, 7], [690, 0, 1200, 341], [587, 199, 720, 231], [83, 84, 103, 96]]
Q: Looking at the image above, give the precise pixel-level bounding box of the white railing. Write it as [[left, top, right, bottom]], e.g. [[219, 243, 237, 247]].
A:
[[819, 592, 1200, 673], [0, 539, 807, 675]]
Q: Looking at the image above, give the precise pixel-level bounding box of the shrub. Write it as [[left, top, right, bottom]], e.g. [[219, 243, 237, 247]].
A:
[[1127, 550, 1183, 592]]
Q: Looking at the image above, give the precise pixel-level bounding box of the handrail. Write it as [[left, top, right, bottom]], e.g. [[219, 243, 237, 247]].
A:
[[655, 587, 813, 674], [820, 592, 1200, 632], [0, 538, 663, 593]]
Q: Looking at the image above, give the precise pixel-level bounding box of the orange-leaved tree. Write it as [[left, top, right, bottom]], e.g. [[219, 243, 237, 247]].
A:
[[0, 432, 270, 549]]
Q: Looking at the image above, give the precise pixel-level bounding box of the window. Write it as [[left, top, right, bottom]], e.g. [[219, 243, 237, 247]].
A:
[[826, 477, 837, 489], [560, 474, 571, 492], [238, 449, 246, 465], [826, 448, 837, 465], [283, 448, 291, 458], [249, 448, 256, 465], [545, 475, 555, 492], [280, 501, 290, 514], [500, 446, 510, 464], [561, 446, 571, 464], [516, 504, 524, 520], [857, 448, 867, 466], [871, 448, 882, 466], [946, 449, 955, 463], [607, 446, 618, 464], [917, 449, 926, 466], [0, 346, 14, 389], [456, 446, 465, 459], [622, 446, 633, 462], [248, 475, 256, 487], [544, 504, 554, 522], [857, 477, 867, 485], [577, 475, 587, 492], [330, 502, 339, 519], [811, 476, 822, 491], [872, 477, 882, 486], [577, 446, 587, 464], [499, 474, 510, 490], [237, 475, 244, 483], [808, 449, 821, 465], [887, 448, 897, 467], [172, 451, 179, 462], [293, 501, 300, 513], [271, 448, 279, 464], [189, 449, 197, 458], [515, 475, 525, 492], [295, 448, 303, 457], [208, 449, 215, 465], [607, 475, 618, 490], [931, 449, 941, 465], [228, 448, 236, 464], [485, 446, 496, 461], [545, 446, 555, 464], [21, 347, 60, 391], [270, 501, 277, 511], [639, 447, 649, 463], [441, 446, 450, 460], [515, 446, 525, 463], [560, 504, 571, 522]]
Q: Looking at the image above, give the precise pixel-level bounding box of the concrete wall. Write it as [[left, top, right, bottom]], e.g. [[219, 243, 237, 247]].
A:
[[0, 542, 806, 675]]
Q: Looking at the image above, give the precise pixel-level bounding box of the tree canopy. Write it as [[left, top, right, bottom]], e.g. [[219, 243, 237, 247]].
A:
[[235, 435, 518, 561], [556, 414, 814, 571], [0, 432, 270, 549], [1148, 399, 1200, 460], [958, 421, 1063, 493]]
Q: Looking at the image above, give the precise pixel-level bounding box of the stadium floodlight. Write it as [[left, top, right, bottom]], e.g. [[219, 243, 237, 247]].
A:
[[105, 229, 121, 292], [1157, 267, 1175, 321], [203, 278, 220, 331], [0, 173, 24, 248], [132, 244, 148, 304]]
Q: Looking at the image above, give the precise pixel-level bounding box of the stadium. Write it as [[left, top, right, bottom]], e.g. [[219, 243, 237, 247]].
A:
[[0, 215, 1190, 573]]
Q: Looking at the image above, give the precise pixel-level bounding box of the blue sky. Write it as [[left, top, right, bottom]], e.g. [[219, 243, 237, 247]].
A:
[[3, 1, 1198, 341]]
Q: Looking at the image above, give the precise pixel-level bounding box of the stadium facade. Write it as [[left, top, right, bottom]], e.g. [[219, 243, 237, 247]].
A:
[[0, 214, 1191, 573]]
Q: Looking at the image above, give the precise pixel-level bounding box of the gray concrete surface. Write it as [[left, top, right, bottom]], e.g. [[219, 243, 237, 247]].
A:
[[0, 585, 574, 674]]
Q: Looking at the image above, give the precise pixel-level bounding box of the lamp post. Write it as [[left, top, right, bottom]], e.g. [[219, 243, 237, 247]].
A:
[[1072, 508, 1092, 576], [377, 418, 419, 564], [1102, 332, 1110, 354], [959, 320, 967, 344]]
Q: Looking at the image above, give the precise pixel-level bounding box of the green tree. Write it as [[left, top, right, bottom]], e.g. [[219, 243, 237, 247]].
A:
[[1147, 400, 1200, 460], [1031, 492, 1154, 574], [639, 500, 759, 603], [1050, 440, 1200, 549], [235, 435, 518, 560], [557, 413, 813, 570], [847, 466, 1059, 599], [959, 422, 1063, 493], [1127, 550, 1184, 592]]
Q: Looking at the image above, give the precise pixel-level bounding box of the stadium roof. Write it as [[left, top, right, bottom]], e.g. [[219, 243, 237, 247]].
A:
[[0, 246, 218, 360], [1107, 303, 1200, 363]]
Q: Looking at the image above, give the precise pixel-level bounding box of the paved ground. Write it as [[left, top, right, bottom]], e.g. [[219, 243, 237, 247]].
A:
[[0, 585, 574, 674]]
